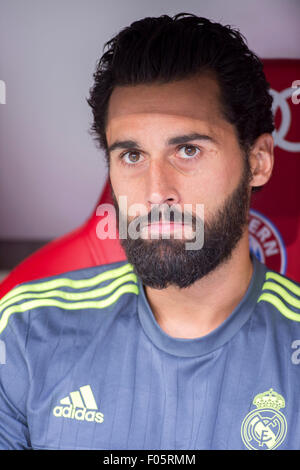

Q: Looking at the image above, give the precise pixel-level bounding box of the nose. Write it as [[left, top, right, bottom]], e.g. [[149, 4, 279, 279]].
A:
[[146, 159, 181, 207]]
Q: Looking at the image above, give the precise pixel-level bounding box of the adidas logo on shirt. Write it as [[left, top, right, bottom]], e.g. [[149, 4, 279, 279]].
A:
[[53, 385, 104, 423]]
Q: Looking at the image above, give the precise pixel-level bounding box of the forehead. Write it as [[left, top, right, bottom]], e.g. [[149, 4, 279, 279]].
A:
[[106, 72, 228, 138]]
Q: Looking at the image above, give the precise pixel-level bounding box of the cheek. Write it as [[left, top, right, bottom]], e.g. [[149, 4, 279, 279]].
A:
[[185, 158, 242, 216]]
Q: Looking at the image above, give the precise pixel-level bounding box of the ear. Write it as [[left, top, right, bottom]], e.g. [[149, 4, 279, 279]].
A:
[[248, 133, 274, 189]]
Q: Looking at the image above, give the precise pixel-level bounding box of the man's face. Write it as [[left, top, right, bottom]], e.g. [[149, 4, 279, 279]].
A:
[[106, 72, 253, 289]]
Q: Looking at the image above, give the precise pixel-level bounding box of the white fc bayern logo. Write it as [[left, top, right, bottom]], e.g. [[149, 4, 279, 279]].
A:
[[249, 209, 287, 274]]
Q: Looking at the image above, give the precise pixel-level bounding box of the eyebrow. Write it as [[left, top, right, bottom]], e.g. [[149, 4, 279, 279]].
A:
[[107, 132, 219, 155]]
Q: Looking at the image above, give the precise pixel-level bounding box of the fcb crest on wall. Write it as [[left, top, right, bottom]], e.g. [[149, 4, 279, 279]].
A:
[[249, 209, 287, 275]]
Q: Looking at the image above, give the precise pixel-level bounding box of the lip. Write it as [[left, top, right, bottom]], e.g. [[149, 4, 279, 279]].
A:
[[146, 222, 183, 227], [141, 222, 188, 233]]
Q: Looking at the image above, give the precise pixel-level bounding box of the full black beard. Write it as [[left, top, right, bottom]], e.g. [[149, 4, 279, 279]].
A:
[[109, 161, 252, 289]]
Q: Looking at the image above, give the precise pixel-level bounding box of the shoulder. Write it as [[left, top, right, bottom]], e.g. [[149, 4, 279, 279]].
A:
[[0, 260, 139, 337], [257, 267, 300, 324]]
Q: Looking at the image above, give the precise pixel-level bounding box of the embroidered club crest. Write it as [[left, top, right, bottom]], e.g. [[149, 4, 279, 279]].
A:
[[241, 388, 287, 450]]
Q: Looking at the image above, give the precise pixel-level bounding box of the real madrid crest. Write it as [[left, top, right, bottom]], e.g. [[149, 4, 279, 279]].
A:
[[241, 389, 287, 450]]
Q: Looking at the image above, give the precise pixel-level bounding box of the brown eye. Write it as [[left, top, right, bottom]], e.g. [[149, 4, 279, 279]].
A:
[[119, 150, 145, 167], [178, 145, 201, 159], [127, 152, 140, 163], [186, 146, 197, 156]]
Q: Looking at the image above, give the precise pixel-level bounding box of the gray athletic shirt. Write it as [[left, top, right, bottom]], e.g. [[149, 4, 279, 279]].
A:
[[0, 252, 299, 450]]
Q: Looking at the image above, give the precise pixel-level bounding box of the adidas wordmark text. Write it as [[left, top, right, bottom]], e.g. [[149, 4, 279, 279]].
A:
[[53, 385, 104, 424]]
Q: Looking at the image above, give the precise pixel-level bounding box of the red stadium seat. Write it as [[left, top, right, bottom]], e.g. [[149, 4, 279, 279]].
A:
[[0, 59, 299, 298]]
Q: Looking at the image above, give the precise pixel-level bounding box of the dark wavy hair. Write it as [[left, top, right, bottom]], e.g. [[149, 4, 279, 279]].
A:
[[87, 12, 274, 192]]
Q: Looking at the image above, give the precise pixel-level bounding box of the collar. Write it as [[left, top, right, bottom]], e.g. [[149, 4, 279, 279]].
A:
[[137, 252, 267, 357]]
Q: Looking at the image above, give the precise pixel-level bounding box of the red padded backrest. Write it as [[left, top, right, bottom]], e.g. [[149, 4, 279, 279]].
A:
[[0, 59, 299, 298], [250, 59, 300, 280]]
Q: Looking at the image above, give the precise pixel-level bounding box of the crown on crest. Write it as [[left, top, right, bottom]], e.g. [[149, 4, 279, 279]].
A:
[[253, 388, 285, 410]]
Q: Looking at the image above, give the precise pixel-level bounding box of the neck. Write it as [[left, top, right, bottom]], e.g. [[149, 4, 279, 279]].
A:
[[143, 231, 253, 339]]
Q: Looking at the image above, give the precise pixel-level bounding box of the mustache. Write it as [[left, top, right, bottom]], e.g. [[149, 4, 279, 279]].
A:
[[127, 205, 199, 228], [109, 183, 201, 228]]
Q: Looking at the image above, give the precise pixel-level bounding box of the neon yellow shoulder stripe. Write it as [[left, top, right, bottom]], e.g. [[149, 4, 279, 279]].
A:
[[258, 271, 300, 322], [265, 272, 300, 296], [261, 281, 300, 309], [0, 272, 138, 316], [0, 263, 134, 309], [258, 292, 300, 322], [0, 283, 139, 335]]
